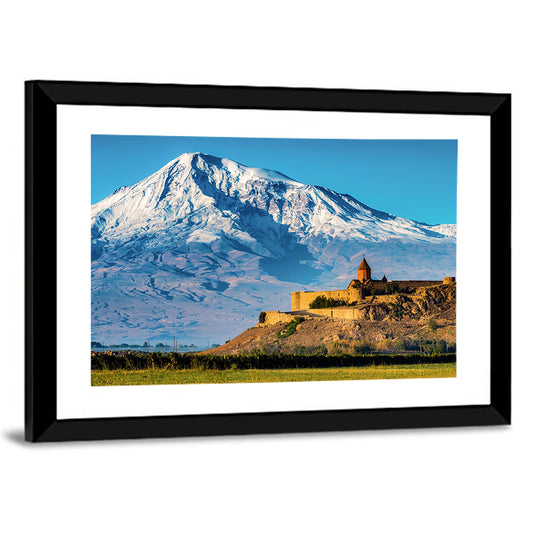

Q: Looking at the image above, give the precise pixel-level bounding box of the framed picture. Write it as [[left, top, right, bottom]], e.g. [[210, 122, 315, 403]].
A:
[[25, 81, 511, 442]]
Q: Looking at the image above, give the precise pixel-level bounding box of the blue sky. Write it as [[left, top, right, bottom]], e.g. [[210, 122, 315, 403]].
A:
[[92, 135, 457, 225]]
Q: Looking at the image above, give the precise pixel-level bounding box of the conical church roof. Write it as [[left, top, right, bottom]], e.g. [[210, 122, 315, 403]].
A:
[[358, 257, 371, 271]]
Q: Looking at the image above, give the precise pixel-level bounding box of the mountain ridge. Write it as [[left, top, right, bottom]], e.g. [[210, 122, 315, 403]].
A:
[[91, 152, 456, 343]]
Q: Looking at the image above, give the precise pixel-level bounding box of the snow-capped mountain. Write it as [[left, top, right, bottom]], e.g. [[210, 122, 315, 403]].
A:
[[91, 152, 456, 344]]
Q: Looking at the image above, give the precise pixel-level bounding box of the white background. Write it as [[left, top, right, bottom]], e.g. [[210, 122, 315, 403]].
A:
[[0, 2, 529, 532]]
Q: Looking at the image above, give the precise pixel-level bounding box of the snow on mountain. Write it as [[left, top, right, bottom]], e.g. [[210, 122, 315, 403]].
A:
[[91, 152, 456, 344], [424, 223, 457, 239]]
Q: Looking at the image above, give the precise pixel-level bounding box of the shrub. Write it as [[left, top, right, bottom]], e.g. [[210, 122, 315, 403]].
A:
[[309, 295, 348, 309], [375, 339, 394, 352], [422, 343, 434, 355], [353, 341, 374, 354], [427, 318, 438, 331], [327, 341, 344, 355], [386, 281, 400, 294], [395, 337, 407, 351], [258, 311, 267, 324], [389, 302, 404, 318], [278, 317, 304, 338], [91, 349, 455, 371], [435, 340, 446, 353]]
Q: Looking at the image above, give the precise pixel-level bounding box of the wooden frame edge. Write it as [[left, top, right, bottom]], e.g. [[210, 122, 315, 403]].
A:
[[489, 94, 512, 424], [25, 81, 58, 442], [35, 405, 507, 443]]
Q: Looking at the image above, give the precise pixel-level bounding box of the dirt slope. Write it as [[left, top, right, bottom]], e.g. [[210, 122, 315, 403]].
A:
[[204, 282, 456, 355]]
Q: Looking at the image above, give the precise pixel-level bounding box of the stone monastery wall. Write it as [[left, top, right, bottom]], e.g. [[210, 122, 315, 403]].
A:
[[366, 280, 442, 292], [291, 288, 363, 312], [259, 311, 294, 326], [306, 307, 364, 320], [291, 280, 444, 311]]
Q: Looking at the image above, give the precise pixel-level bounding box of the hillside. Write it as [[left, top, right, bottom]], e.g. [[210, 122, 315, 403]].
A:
[[204, 282, 456, 355]]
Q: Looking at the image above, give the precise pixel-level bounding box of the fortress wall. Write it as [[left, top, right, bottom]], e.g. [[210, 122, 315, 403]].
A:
[[368, 280, 441, 291], [291, 281, 445, 311], [291, 289, 362, 311], [308, 307, 363, 320], [291, 292, 301, 311], [259, 311, 294, 326]]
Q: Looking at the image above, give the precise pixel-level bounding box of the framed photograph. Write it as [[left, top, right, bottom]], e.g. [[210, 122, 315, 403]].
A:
[[25, 81, 510, 442]]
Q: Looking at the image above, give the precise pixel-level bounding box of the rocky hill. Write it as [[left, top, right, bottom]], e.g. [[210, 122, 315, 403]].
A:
[[204, 282, 456, 355]]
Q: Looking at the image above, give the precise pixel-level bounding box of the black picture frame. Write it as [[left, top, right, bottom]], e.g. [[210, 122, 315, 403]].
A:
[[25, 81, 511, 442]]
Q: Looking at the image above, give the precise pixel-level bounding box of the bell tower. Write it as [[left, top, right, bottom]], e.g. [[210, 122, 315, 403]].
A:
[[358, 257, 371, 283]]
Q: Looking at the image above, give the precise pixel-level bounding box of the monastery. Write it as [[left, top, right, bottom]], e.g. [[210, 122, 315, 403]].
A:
[[260, 258, 455, 325], [291, 258, 455, 311]]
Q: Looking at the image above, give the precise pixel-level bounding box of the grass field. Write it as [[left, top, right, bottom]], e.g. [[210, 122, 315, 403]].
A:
[[91, 363, 456, 386]]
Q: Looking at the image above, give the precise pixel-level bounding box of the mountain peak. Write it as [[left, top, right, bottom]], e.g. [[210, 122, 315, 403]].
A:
[[92, 152, 456, 248], [166, 152, 299, 187], [176, 151, 215, 163]]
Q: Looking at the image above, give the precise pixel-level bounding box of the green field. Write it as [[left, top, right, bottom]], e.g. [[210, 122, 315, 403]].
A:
[[91, 363, 456, 386]]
